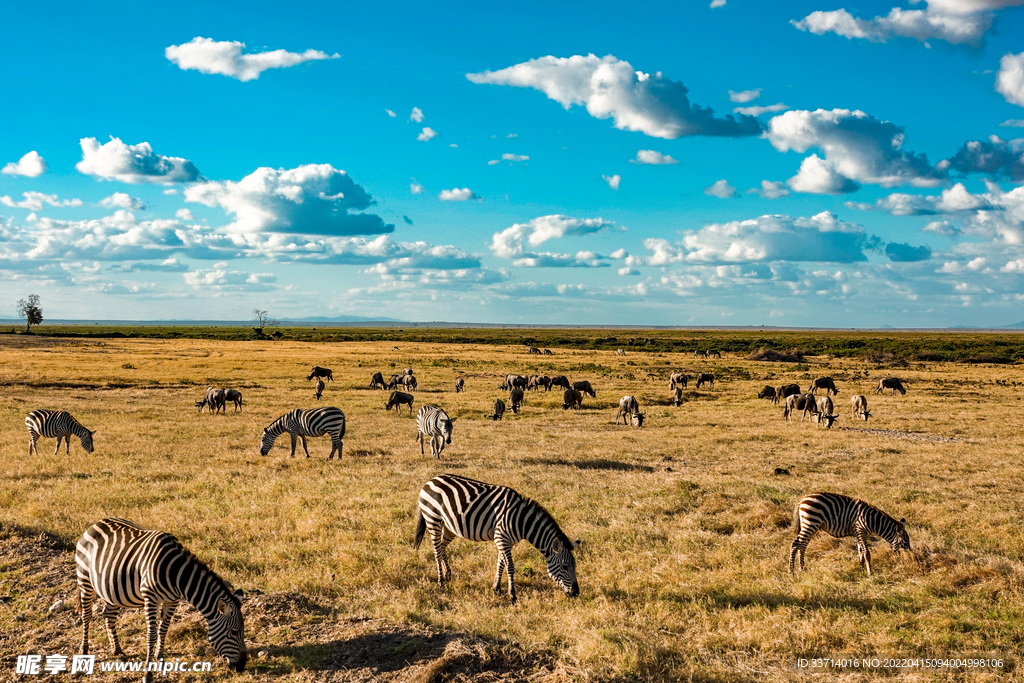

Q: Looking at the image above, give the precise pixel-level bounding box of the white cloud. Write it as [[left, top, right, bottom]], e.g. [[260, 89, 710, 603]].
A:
[[490, 215, 616, 259], [2, 151, 46, 177], [386, 109, 397, 118], [631, 149, 679, 165], [76, 137, 202, 184], [711, 0, 727, 8], [467, 54, 762, 139], [417, 127, 438, 141], [923, 220, 959, 236], [439, 188, 480, 201], [184, 268, 277, 290], [752, 180, 790, 199], [507, 133, 518, 138], [644, 212, 875, 264], [728, 89, 761, 103], [861, 183, 994, 216], [997, 52, 1024, 107], [602, 174, 621, 190], [1000, 119, 1024, 128], [704, 179, 737, 198], [1, 192, 83, 211], [733, 103, 789, 116], [792, 1, 1024, 47], [163, 189, 179, 195], [410, 179, 423, 195], [176, 208, 194, 221], [100, 192, 147, 210], [767, 108, 945, 193], [489, 153, 530, 165], [164, 37, 338, 82], [410, 107, 424, 122], [945, 135, 1024, 181], [185, 163, 393, 236]]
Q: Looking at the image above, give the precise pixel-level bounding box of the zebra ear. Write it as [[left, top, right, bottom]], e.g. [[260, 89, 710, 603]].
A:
[[449, 417, 457, 422], [572, 539, 581, 549], [90, 430, 97, 435], [233, 588, 245, 599], [551, 538, 562, 554], [899, 518, 906, 526], [216, 598, 231, 616]]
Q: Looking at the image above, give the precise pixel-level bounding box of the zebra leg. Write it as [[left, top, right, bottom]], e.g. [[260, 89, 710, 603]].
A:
[[430, 527, 453, 585], [78, 583, 94, 655], [143, 596, 159, 683], [857, 530, 872, 575], [289, 431, 297, 458], [418, 431, 425, 454], [499, 542, 517, 603], [435, 436, 444, 460], [29, 433, 38, 455], [299, 435, 310, 458], [791, 528, 816, 572], [53, 437, 63, 456], [101, 602, 125, 657], [154, 601, 177, 660]]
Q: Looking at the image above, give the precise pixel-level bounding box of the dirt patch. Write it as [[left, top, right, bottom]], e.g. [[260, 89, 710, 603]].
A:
[[840, 427, 961, 443]]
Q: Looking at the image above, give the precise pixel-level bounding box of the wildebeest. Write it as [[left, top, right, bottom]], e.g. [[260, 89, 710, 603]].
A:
[[672, 387, 683, 407], [314, 379, 325, 401], [403, 368, 414, 376], [491, 398, 506, 421], [615, 396, 645, 427], [562, 389, 583, 411], [527, 346, 541, 354], [501, 374, 528, 391], [705, 349, 721, 358], [693, 349, 702, 358], [224, 389, 243, 412], [571, 380, 596, 398], [454, 378, 465, 393], [617, 349, 625, 356], [550, 375, 572, 391], [808, 377, 839, 395], [669, 372, 688, 390], [370, 372, 387, 390], [529, 375, 552, 392], [777, 384, 801, 403], [509, 388, 524, 413], [196, 387, 226, 414], [815, 396, 837, 428], [542, 349, 554, 355], [695, 373, 715, 389], [757, 385, 777, 401], [851, 394, 871, 421], [783, 393, 816, 421], [307, 366, 333, 382], [385, 391, 415, 415], [387, 374, 401, 390], [402, 374, 418, 391], [875, 377, 907, 395]]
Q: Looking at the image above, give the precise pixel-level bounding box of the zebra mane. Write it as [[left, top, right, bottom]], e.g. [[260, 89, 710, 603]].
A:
[[855, 497, 901, 525], [522, 496, 573, 549], [172, 540, 241, 607]]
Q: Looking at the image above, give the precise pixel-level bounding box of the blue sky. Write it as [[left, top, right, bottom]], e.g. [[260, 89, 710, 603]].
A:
[[3, 0, 1024, 326]]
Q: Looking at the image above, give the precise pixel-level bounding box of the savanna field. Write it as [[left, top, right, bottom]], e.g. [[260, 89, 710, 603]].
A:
[[2, 329, 1024, 682]]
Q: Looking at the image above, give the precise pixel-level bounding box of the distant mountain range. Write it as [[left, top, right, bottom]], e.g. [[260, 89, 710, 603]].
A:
[[279, 315, 404, 323]]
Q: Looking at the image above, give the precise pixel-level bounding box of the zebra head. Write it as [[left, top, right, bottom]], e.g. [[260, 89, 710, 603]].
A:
[[545, 537, 580, 598], [891, 518, 911, 553], [259, 429, 276, 456], [442, 417, 456, 444], [207, 588, 247, 672], [80, 430, 96, 453]]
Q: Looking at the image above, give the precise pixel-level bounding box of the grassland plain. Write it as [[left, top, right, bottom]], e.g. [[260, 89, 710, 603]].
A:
[[1, 332, 1023, 682]]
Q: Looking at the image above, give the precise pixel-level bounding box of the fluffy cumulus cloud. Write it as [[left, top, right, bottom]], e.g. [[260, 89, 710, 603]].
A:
[[1, 192, 82, 211], [184, 164, 393, 236], [792, 0, 1024, 47], [857, 182, 994, 216], [602, 174, 621, 190], [439, 188, 480, 201], [767, 108, 945, 193], [998, 53, 1024, 107], [184, 268, 277, 291], [945, 135, 1024, 182], [728, 89, 760, 103], [410, 107, 425, 122], [467, 54, 763, 139], [885, 242, 933, 262], [704, 179, 737, 198], [488, 153, 529, 165], [752, 180, 791, 199], [490, 215, 616, 261], [2, 151, 46, 177], [417, 127, 438, 142], [165, 37, 338, 82], [644, 212, 876, 264], [100, 192, 147, 210], [77, 137, 202, 184], [410, 179, 423, 195], [631, 149, 678, 165]]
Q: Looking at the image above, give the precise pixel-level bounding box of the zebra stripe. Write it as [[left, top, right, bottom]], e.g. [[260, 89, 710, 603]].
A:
[[75, 518, 246, 677], [25, 409, 95, 455], [260, 407, 346, 460], [416, 405, 456, 459], [790, 492, 911, 575], [413, 474, 580, 603]]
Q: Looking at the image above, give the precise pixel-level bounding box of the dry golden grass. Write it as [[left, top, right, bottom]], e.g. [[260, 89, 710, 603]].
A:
[[1, 334, 1022, 681]]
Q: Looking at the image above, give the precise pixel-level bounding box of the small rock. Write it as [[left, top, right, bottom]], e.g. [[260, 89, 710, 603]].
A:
[[49, 600, 65, 613], [257, 650, 269, 660]]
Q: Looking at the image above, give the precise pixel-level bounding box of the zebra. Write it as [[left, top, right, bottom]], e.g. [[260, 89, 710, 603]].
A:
[[413, 474, 580, 603], [313, 378, 325, 401], [260, 407, 346, 460], [26, 409, 95, 455], [75, 518, 246, 680], [416, 405, 456, 459], [790, 492, 911, 576]]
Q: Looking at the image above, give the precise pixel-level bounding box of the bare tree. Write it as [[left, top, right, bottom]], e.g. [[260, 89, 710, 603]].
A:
[[253, 308, 278, 336], [17, 294, 43, 333]]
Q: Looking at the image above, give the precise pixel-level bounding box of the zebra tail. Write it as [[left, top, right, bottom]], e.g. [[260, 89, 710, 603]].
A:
[[413, 508, 426, 550], [792, 505, 801, 533]]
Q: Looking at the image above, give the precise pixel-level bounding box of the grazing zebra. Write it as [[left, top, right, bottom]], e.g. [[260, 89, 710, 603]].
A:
[[790, 492, 910, 576], [416, 405, 456, 459], [26, 409, 95, 455], [413, 474, 580, 603], [260, 407, 346, 460], [454, 377, 465, 393], [314, 378, 325, 401], [75, 518, 246, 680]]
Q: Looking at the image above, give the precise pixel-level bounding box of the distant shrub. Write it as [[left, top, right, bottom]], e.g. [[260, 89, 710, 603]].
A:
[[121, 362, 136, 369], [746, 347, 805, 363], [864, 351, 908, 367], [911, 351, 944, 362], [963, 354, 1014, 364]]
